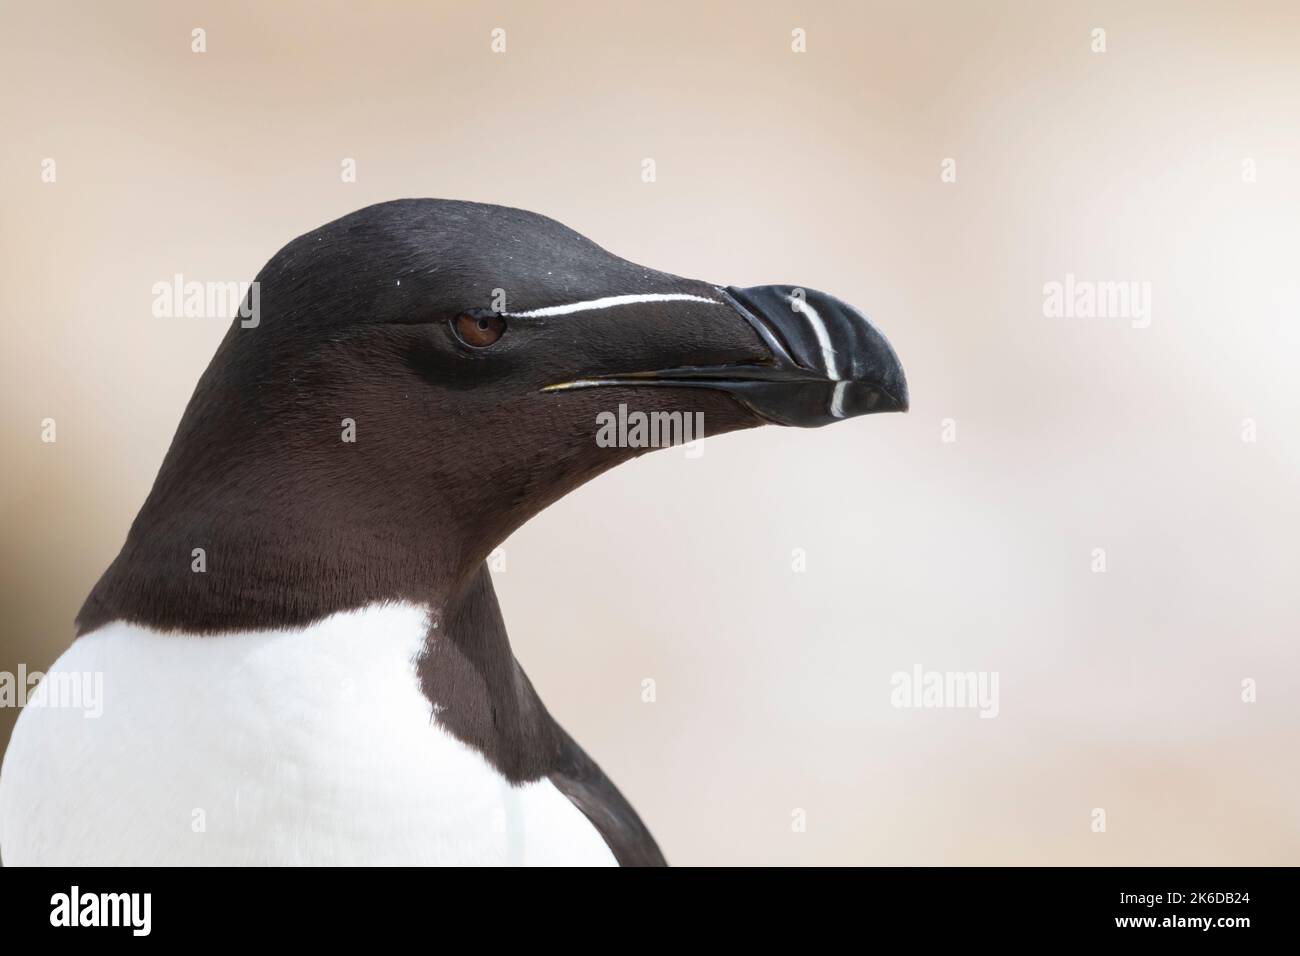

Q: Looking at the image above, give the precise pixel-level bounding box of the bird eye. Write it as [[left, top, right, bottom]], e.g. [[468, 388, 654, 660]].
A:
[[452, 311, 506, 349]]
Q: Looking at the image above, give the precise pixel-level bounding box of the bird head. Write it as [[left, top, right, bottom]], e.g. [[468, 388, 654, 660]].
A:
[[83, 199, 908, 629]]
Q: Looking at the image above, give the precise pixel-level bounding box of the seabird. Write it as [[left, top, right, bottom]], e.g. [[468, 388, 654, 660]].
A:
[[0, 199, 907, 866]]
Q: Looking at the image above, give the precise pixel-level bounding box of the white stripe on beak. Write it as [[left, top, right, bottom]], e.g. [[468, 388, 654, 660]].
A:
[[787, 294, 840, 382], [830, 381, 848, 419]]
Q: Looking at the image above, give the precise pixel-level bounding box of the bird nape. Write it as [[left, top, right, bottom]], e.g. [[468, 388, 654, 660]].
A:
[[0, 199, 908, 867]]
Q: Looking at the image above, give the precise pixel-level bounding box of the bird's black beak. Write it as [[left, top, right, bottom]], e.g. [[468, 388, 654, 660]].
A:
[[544, 284, 908, 428]]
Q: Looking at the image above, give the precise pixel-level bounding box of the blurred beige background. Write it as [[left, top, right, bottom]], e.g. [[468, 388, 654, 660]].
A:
[[2, 1, 1298, 865]]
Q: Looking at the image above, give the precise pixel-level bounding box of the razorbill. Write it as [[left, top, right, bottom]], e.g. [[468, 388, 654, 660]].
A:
[[0, 199, 907, 866]]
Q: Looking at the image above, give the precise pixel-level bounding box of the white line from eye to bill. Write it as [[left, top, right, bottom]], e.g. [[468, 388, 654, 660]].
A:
[[508, 293, 723, 318]]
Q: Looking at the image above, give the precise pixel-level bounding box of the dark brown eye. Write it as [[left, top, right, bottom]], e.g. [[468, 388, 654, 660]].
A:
[[452, 311, 506, 349]]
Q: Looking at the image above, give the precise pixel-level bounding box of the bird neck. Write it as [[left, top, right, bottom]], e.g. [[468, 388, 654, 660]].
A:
[[75, 464, 481, 636], [75, 382, 523, 636]]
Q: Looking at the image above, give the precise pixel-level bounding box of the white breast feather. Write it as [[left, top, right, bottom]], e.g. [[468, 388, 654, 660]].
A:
[[0, 602, 615, 866]]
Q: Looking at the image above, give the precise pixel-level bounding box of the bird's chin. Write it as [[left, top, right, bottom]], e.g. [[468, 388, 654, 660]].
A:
[[542, 366, 908, 428]]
